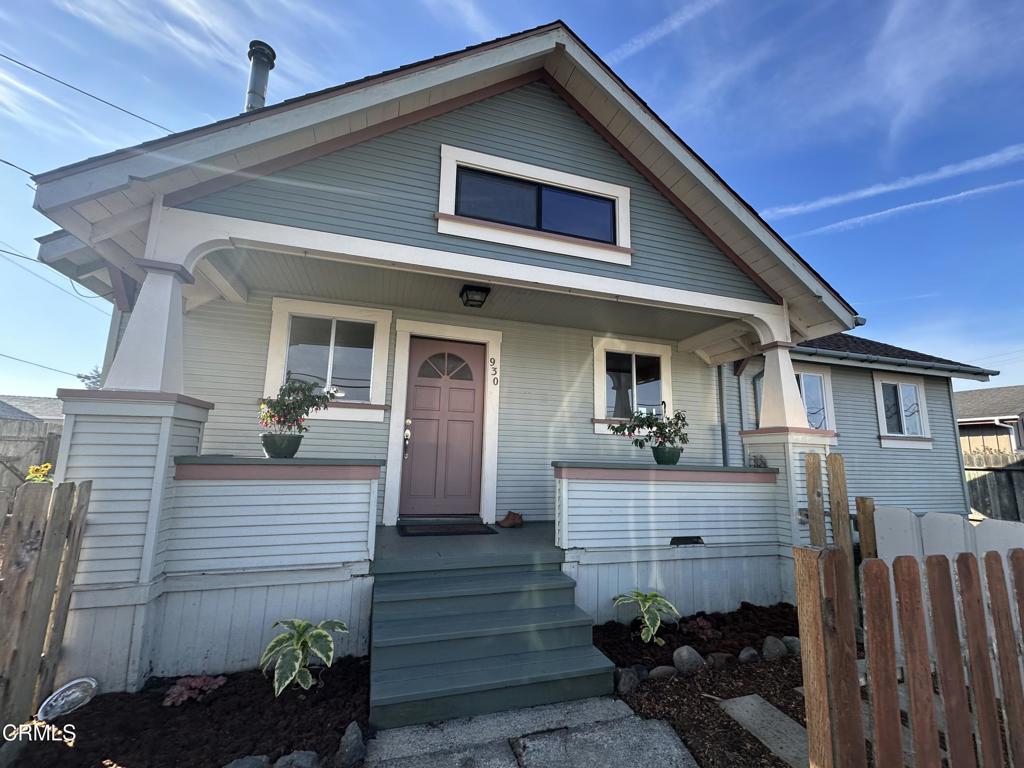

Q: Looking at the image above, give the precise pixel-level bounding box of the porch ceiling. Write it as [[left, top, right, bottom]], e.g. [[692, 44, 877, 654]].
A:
[[201, 248, 731, 345]]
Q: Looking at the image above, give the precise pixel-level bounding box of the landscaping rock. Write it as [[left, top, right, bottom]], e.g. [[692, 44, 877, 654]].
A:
[[334, 722, 365, 768], [615, 667, 641, 696], [738, 646, 760, 664], [649, 665, 678, 680], [782, 636, 801, 656], [672, 645, 706, 675], [631, 663, 650, 681], [762, 635, 788, 660], [274, 751, 320, 768], [707, 652, 738, 670], [224, 758, 271, 768]]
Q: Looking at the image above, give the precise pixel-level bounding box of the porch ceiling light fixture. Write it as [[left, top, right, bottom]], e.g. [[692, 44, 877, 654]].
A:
[[459, 284, 491, 308]]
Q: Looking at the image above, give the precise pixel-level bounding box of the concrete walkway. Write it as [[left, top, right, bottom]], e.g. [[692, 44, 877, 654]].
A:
[[365, 697, 698, 767]]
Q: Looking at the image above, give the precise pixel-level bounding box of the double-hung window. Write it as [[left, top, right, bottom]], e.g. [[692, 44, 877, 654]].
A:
[[753, 363, 835, 431], [264, 298, 392, 422], [873, 372, 931, 447], [593, 338, 673, 433]]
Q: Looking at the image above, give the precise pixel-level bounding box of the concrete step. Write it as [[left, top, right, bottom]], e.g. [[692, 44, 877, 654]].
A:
[[373, 570, 577, 618], [370, 646, 614, 729], [372, 606, 594, 669]]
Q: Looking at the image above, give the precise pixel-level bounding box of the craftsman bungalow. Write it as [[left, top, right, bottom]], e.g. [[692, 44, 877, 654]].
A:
[[35, 22, 995, 726]]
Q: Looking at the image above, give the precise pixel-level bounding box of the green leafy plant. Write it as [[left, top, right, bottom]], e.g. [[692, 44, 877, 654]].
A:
[[608, 406, 689, 449], [258, 381, 334, 434], [612, 590, 680, 646], [260, 618, 348, 695]]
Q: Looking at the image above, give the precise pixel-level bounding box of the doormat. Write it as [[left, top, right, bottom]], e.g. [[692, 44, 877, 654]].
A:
[[397, 523, 498, 537]]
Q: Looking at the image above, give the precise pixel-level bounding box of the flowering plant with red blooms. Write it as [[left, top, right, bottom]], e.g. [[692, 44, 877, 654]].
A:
[[259, 381, 334, 434]]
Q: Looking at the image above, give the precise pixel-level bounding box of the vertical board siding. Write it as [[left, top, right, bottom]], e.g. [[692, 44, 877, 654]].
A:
[[161, 479, 374, 571], [181, 82, 770, 303], [58, 604, 139, 691], [183, 293, 726, 522]]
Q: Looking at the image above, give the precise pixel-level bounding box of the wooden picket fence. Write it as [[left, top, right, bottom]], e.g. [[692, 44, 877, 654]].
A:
[[0, 481, 91, 725]]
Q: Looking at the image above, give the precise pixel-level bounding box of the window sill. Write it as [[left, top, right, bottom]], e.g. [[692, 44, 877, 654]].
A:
[[879, 434, 933, 450], [436, 212, 633, 266], [313, 402, 388, 423]]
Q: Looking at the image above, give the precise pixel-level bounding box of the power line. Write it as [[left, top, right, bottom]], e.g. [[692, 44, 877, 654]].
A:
[[0, 157, 34, 176], [0, 253, 109, 315], [0, 351, 79, 378], [0, 51, 173, 133], [0, 241, 112, 301]]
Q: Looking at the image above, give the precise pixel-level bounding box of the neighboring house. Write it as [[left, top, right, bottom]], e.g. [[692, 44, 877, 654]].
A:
[[30, 22, 997, 724], [0, 395, 63, 512], [955, 385, 1024, 455]]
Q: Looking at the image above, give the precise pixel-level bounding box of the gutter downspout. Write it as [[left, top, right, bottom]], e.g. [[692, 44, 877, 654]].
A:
[[718, 365, 730, 467]]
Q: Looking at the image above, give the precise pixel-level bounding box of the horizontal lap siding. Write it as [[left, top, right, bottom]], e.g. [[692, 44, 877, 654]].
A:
[[181, 82, 769, 303], [161, 479, 373, 572]]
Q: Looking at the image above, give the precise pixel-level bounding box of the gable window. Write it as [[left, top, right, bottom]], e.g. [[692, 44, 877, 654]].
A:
[[753, 363, 835, 431], [593, 337, 673, 433], [265, 298, 392, 422], [873, 372, 931, 447], [438, 145, 632, 265]]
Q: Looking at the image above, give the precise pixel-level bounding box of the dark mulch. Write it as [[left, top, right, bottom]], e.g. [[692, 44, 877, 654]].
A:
[[593, 601, 799, 667], [626, 656, 805, 768], [15, 656, 369, 768]]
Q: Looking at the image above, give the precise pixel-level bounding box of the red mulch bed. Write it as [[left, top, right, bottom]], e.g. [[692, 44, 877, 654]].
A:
[[593, 601, 799, 667], [14, 656, 369, 768]]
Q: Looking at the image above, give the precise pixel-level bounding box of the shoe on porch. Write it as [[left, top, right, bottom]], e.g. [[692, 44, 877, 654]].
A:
[[498, 511, 524, 528]]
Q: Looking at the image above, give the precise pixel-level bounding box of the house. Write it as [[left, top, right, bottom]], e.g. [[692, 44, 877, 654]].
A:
[[31, 22, 996, 726], [955, 385, 1024, 455]]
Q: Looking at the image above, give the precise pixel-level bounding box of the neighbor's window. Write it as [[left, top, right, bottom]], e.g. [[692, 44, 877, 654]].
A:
[[605, 351, 663, 418], [285, 316, 375, 400], [455, 167, 616, 244]]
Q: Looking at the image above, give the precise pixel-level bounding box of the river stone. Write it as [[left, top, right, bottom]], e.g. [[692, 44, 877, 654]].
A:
[[615, 667, 641, 696], [707, 652, 738, 670], [762, 635, 788, 660], [334, 722, 365, 768], [782, 636, 801, 656], [738, 646, 760, 664], [672, 645, 706, 675], [224, 758, 271, 768], [274, 752, 320, 768], [649, 665, 678, 680], [631, 663, 650, 681]]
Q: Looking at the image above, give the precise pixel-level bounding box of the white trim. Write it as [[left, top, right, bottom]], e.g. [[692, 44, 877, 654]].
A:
[[383, 319, 502, 525], [793, 362, 835, 432], [264, 297, 392, 422], [872, 371, 931, 446], [592, 336, 673, 435], [438, 144, 631, 264]]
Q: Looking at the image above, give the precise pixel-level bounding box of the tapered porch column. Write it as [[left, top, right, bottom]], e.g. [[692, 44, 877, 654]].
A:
[[757, 342, 808, 429], [104, 260, 194, 392]]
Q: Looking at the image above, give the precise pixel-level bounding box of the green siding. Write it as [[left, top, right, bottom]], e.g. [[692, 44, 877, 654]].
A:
[[180, 82, 770, 303]]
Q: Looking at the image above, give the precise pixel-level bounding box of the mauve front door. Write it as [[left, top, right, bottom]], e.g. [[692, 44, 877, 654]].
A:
[[399, 337, 485, 517]]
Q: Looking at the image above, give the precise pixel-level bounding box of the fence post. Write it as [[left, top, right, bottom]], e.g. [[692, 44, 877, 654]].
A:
[[806, 453, 826, 547], [794, 546, 834, 768], [856, 497, 877, 559]]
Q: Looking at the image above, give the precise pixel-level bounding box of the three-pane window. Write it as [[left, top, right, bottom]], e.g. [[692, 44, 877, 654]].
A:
[[285, 316, 375, 400], [605, 351, 663, 418], [455, 167, 616, 244]]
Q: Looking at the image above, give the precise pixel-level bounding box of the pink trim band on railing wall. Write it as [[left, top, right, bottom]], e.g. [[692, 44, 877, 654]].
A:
[[175, 462, 382, 481], [552, 466, 777, 483]]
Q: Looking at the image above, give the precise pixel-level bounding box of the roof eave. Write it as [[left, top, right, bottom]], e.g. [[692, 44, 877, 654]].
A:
[[794, 345, 998, 380]]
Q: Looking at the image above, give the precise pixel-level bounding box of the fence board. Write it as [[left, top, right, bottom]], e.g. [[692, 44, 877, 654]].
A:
[[806, 453, 826, 547], [982, 552, 1024, 766], [924, 555, 977, 768], [857, 496, 877, 559], [892, 556, 942, 767], [826, 454, 855, 572], [861, 559, 903, 768], [794, 547, 834, 768], [956, 553, 1005, 768]]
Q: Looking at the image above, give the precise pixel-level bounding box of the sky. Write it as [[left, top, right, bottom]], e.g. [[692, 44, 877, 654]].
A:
[[0, 0, 1022, 397]]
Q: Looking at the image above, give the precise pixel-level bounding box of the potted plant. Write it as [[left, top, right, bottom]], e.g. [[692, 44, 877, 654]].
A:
[[258, 381, 334, 459], [608, 405, 689, 465]]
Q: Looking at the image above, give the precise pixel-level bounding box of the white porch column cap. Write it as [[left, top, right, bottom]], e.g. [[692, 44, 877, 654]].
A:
[[136, 259, 195, 284]]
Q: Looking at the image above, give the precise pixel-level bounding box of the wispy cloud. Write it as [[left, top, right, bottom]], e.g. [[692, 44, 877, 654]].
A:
[[793, 178, 1024, 237], [763, 142, 1024, 219], [606, 0, 726, 65], [419, 0, 498, 41]]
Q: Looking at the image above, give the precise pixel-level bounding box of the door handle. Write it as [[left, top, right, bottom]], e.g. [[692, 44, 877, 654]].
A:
[[403, 419, 412, 459]]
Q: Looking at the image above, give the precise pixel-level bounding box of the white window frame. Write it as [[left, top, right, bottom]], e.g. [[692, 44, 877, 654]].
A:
[[438, 144, 632, 265], [592, 337, 673, 435], [793, 363, 836, 432], [872, 371, 932, 448], [264, 297, 392, 423]]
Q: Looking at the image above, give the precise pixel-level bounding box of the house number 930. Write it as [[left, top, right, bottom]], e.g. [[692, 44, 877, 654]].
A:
[[490, 357, 499, 386]]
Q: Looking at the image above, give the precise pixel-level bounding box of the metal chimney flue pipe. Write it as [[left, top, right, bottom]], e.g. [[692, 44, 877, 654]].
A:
[[245, 40, 276, 112]]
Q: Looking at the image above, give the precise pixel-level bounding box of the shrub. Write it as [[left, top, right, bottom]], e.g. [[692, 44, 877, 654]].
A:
[[258, 381, 334, 434], [612, 590, 680, 646], [260, 618, 348, 696], [162, 675, 226, 706], [608, 407, 689, 449]]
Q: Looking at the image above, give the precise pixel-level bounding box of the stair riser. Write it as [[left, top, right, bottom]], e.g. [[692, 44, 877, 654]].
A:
[[374, 562, 561, 583], [370, 670, 613, 729], [373, 586, 576, 619], [372, 624, 592, 670]]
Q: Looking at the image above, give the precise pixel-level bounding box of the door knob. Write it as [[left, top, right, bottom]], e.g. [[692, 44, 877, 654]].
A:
[[403, 426, 412, 459]]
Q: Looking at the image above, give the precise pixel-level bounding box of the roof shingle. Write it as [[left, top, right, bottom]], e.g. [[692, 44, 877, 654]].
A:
[[954, 386, 1024, 420]]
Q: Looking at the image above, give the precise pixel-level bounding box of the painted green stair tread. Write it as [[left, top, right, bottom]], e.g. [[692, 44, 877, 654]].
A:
[[373, 605, 592, 645], [373, 569, 575, 602]]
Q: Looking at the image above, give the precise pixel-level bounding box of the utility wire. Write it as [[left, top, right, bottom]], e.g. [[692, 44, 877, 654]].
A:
[[0, 157, 34, 176], [0, 51, 173, 133], [0, 351, 79, 378], [0, 241, 112, 301], [0, 253, 109, 315]]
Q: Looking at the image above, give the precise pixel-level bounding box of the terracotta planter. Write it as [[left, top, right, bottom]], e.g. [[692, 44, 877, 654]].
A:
[[260, 433, 303, 459], [651, 444, 681, 465]]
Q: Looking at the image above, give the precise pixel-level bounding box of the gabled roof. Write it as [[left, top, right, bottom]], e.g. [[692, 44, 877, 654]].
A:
[[955, 385, 1024, 420], [32, 20, 860, 346], [796, 333, 998, 379]]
